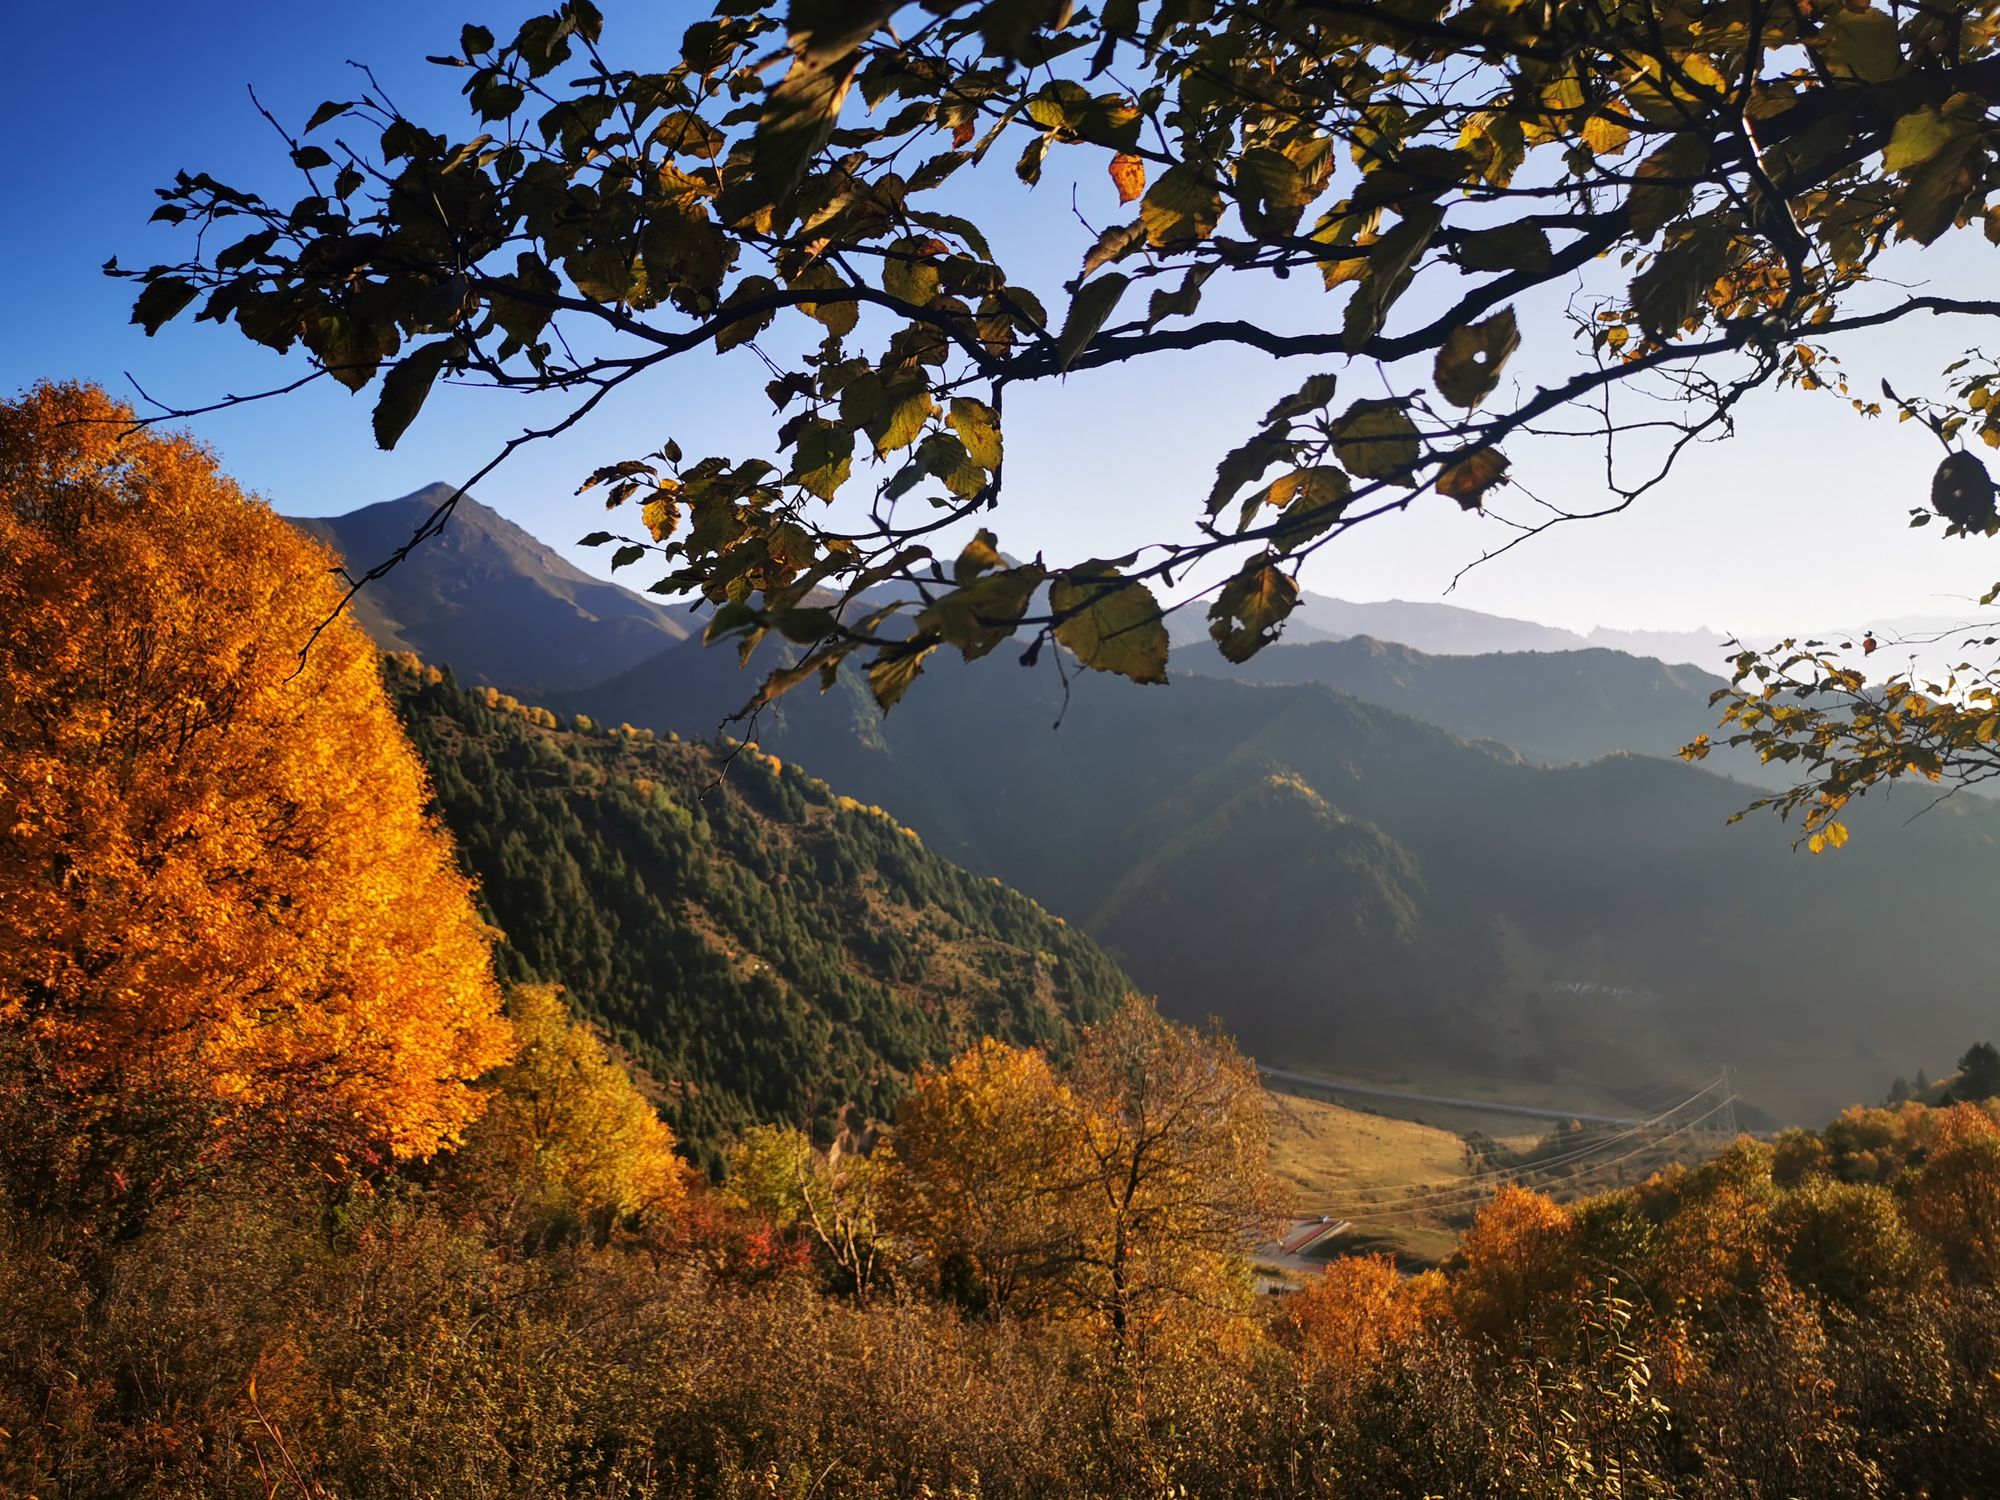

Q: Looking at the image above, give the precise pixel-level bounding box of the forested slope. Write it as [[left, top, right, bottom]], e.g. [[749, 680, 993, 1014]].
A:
[[385, 658, 1129, 1166], [569, 641, 2000, 1124]]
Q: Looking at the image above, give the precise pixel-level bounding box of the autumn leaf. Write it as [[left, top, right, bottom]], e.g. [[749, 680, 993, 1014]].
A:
[[1109, 152, 1146, 204], [1208, 559, 1299, 662], [1434, 309, 1519, 409], [1051, 564, 1169, 683], [1436, 447, 1510, 509]]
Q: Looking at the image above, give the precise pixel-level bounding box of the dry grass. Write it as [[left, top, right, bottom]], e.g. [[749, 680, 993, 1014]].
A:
[[1264, 1090, 1477, 1269], [1267, 1090, 1469, 1210]]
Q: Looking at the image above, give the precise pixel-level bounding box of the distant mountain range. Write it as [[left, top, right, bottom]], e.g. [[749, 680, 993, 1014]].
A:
[[291, 489, 2000, 1124], [1166, 591, 1734, 668], [294, 485, 689, 693], [1176, 635, 1787, 785]]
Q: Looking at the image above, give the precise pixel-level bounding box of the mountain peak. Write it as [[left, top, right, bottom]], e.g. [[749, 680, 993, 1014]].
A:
[[289, 486, 689, 694]]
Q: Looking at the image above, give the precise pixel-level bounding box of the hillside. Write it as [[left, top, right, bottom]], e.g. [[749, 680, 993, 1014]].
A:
[[384, 658, 1130, 1167], [291, 493, 2000, 1124], [293, 485, 689, 693], [566, 640, 2000, 1125]]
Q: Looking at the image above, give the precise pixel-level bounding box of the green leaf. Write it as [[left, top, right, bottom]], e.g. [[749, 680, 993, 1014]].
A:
[[1263, 373, 1336, 426], [1055, 271, 1129, 371], [1626, 135, 1705, 240], [882, 245, 940, 305], [917, 564, 1046, 661], [1328, 398, 1421, 482], [1822, 8, 1900, 83], [867, 379, 935, 456], [1235, 146, 1307, 233], [1630, 216, 1732, 337], [1342, 205, 1441, 353], [611, 543, 647, 570], [1083, 219, 1146, 277], [1051, 565, 1168, 683], [306, 100, 353, 133], [1207, 430, 1294, 517], [1241, 466, 1351, 549], [954, 528, 1005, 584], [1451, 222, 1552, 274], [577, 530, 615, 547], [1434, 308, 1519, 409], [789, 420, 855, 500], [793, 263, 859, 335], [716, 275, 780, 351], [755, 45, 863, 208], [1208, 560, 1299, 662], [372, 339, 456, 451], [1885, 108, 1960, 173]]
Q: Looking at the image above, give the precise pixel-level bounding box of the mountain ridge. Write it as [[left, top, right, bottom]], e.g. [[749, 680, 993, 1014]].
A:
[[292, 484, 690, 694]]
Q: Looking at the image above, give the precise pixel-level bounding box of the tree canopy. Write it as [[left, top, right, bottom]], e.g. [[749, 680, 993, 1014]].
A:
[[113, 0, 2000, 794], [0, 383, 513, 1231]]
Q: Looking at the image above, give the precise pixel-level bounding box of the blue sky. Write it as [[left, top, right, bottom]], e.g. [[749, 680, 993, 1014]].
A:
[[8, 1, 2000, 643]]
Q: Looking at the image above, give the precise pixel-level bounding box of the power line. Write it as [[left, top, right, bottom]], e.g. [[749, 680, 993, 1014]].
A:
[[1331, 1092, 1740, 1225], [1312, 1074, 1729, 1213]]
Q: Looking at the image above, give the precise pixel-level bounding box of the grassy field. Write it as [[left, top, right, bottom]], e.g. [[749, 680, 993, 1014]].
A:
[[1265, 1090, 1479, 1266]]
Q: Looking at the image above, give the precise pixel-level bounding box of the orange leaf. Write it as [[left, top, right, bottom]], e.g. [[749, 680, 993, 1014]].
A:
[[1110, 152, 1146, 205]]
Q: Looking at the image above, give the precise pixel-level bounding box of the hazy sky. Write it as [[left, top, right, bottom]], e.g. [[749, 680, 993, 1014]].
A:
[[9, 1, 2000, 643]]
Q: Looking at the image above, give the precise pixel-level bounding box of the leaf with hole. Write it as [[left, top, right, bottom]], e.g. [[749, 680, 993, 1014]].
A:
[[1434, 309, 1519, 409]]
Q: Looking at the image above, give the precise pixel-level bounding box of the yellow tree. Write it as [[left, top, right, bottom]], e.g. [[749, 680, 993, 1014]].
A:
[[1904, 1103, 2000, 1282], [1450, 1186, 1580, 1342], [0, 382, 512, 1229], [448, 984, 687, 1241], [884, 1037, 1088, 1315], [1064, 999, 1286, 1350]]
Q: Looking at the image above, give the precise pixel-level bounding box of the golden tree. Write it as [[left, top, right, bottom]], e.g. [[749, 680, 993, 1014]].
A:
[[0, 383, 512, 1226], [1278, 1252, 1433, 1406], [1450, 1185, 1580, 1341], [1064, 999, 1286, 1349], [884, 1037, 1088, 1314], [1904, 1102, 2000, 1282], [447, 984, 687, 1240]]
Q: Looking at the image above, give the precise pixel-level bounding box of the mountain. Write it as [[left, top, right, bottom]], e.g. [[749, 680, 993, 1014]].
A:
[[1165, 590, 1735, 668], [1585, 624, 1734, 666], [384, 657, 1130, 1169], [296, 493, 2000, 1124], [562, 636, 2000, 1125], [1177, 635, 1775, 780], [1161, 591, 1591, 656], [292, 484, 689, 693]]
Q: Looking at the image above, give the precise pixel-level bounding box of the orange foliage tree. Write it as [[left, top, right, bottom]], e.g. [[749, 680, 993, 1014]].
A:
[[1279, 1253, 1435, 1403], [1904, 1104, 2000, 1282], [885, 1037, 1087, 1315], [0, 383, 511, 1229], [1450, 1185, 1580, 1342]]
